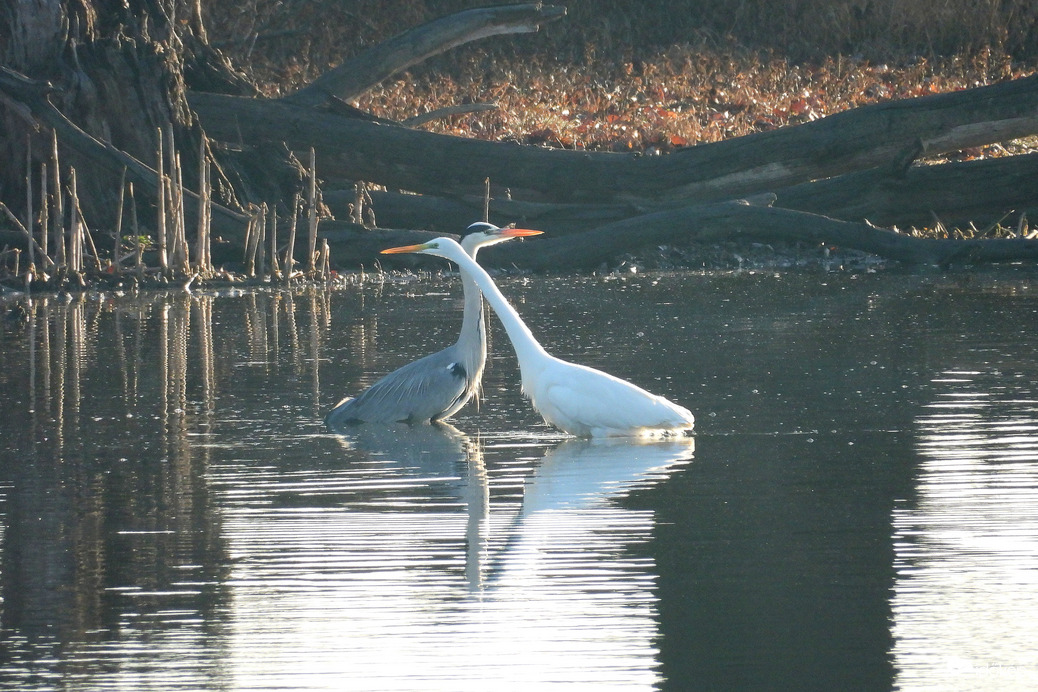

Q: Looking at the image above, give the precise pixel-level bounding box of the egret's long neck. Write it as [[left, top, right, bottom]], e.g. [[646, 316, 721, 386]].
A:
[[450, 251, 548, 367]]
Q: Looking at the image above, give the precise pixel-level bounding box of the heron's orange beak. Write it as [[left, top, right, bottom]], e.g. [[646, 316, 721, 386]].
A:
[[500, 228, 543, 238], [380, 242, 432, 255]]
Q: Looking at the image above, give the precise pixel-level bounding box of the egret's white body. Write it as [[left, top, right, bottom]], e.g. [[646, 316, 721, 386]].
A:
[[382, 237, 695, 437], [326, 224, 541, 426]]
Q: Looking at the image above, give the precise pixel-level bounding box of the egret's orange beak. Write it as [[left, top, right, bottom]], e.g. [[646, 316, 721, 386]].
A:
[[380, 242, 430, 255], [500, 228, 543, 238]]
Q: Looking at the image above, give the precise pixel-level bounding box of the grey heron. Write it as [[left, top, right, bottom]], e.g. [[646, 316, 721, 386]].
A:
[[325, 223, 542, 426], [381, 237, 695, 437]]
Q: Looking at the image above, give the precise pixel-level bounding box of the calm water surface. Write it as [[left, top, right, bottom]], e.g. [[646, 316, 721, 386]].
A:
[[1, 268, 1037, 690]]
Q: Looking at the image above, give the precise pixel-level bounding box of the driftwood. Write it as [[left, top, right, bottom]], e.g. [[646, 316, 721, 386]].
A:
[[328, 201, 1038, 271], [503, 202, 1038, 270]]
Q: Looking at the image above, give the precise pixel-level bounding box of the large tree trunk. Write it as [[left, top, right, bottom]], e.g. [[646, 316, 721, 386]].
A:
[[0, 0, 256, 232], [2, 0, 185, 227]]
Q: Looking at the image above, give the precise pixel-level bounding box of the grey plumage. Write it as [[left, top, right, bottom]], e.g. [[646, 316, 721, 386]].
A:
[[325, 223, 535, 427]]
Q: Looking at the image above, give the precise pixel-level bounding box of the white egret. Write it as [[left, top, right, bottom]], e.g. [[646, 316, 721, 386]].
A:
[[381, 237, 695, 437], [326, 223, 542, 426]]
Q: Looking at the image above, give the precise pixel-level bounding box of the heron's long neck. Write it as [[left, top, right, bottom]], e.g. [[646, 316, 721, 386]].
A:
[[456, 263, 487, 368], [452, 252, 548, 367]]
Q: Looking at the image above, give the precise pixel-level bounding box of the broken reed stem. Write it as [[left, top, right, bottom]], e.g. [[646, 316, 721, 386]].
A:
[[39, 162, 48, 260], [69, 174, 102, 272], [285, 192, 300, 285], [483, 177, 491, 222], [195, 135, 212, 276], [129, 182, 144, 273], [156, 128, 168, 272], [203, 153, 213, 273], [172, 148, 189, 274], [68, 168, 82, 273], [256, 204, 267, 276], [245, 206, 264, 277], [51, 130, 65, 269], [307, 147, 318, 275], [269, 206, 279, 278], [318, 238, 330, 281], [25, 135, 34, 268], [113, 167, 126, 274], [164, 127, 190, 275], [242, 211, 254, 275]]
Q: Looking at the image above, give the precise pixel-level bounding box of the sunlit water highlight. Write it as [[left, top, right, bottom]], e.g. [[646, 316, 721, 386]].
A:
[[892, 368, 1038, 690]]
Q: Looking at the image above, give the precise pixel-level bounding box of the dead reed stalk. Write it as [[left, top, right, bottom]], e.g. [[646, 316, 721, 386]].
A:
[[284, 192, 300, 285], [51, 130, 65, 269], [25, 136, 33, 268], [307, 147, 318, 275], [156, 128, 168, 272], [113, 167, 127, 275], [269, 206, 279, 278]]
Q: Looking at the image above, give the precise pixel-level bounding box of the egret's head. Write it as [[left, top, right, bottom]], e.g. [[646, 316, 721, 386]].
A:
[[380, 237, 462, 259], [460, 222, 543, 254]]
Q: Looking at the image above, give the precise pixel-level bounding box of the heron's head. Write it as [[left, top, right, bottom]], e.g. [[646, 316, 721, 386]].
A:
[[460, 222, 543, 255]]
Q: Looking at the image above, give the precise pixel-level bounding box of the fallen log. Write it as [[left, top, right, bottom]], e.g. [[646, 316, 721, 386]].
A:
[[190, 75, 1038, 204], [772, 151, 1038, 230], [362, 201, 1038, 271], [321, 151, 1038, 237], [322, 188, 647, 236]]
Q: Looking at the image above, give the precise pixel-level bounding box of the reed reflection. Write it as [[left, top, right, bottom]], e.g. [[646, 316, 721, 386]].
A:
[[0, 292, 229, 687], [220, 424, 692, 689], [892, 368, 1038, 689]]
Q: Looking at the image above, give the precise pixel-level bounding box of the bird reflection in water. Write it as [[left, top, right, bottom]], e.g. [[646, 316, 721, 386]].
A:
[[328, 420, 491, 590], [233, 424, 695, 686], [327, 420, 694, 591]]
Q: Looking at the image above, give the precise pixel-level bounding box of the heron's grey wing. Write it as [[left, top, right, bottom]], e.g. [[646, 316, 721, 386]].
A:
[[325, 345, 471, 425]]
